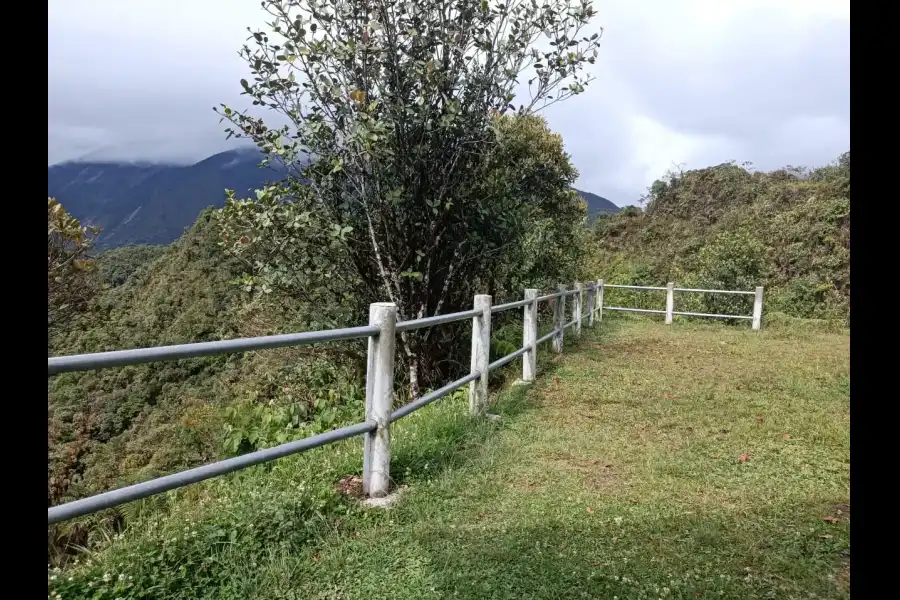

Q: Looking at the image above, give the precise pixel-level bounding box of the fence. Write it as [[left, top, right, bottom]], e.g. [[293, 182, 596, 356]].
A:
[[600, 281, 764, 330], [47, 281, 608, 525]]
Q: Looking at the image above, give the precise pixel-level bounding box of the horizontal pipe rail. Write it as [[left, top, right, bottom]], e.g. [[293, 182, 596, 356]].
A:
[[491, 298, 533, 314], [564, 318, 578, 329], [48, 325, 380, 376], [48, 420, 377, 524], [536, 328, 559, 345], [673, 287, 754, 295], [390, 371, 482, 422], [672, 311, 753, 320], [395, 308, 482, 333], [604, 306, 667, 314], [487, 344, 530, 372], [604, 284, 667, 291], [536, 292, 562, 303], [45, 282, 601, 524]]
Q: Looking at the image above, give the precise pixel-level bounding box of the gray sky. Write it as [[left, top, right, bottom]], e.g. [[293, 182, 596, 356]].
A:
[[48, 0, 849, 207]]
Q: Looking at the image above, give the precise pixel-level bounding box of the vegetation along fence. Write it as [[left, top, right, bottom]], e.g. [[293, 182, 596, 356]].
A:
[[601, 281, 764, 330], [47, 281, 619, 525]]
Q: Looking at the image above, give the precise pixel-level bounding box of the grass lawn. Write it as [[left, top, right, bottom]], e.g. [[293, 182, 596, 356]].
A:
[[232, 318, 850, 599], [53, 317, 850, 600]]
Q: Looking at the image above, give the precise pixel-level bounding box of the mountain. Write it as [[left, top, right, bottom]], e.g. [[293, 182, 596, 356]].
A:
[[574, 188, 620, 219], [48, 149, 287, 248], [49, 150, 616, 247]]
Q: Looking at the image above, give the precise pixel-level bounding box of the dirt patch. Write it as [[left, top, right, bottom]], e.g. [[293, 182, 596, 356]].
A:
[[823, 502, 850, 523], [509, 476, 546, 493], [336, 474, 363, 498], [540, 451, 620, 491]]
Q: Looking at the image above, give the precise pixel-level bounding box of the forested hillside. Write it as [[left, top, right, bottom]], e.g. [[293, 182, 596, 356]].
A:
[[585, 153, 850, 322], [47, 149, 287, 248]]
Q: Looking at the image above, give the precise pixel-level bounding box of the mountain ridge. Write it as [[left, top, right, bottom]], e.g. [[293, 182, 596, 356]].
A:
[[49, 150, 619, 248]]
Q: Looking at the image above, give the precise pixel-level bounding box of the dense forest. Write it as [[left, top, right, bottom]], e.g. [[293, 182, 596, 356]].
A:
[[47, 1, 848, 597]]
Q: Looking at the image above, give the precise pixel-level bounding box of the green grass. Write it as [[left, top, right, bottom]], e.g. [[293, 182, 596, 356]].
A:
[[50, 317, 849, 600]]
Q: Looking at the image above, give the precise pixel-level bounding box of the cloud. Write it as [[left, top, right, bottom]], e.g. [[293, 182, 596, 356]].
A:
[[48, 0, 849, 205]]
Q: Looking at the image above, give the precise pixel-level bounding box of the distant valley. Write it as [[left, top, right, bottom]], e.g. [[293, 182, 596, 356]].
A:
[[48, 149, 619, 248]]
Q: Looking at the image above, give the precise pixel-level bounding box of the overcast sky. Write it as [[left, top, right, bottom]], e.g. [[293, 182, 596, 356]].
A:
[[48, 0, 849, 207]]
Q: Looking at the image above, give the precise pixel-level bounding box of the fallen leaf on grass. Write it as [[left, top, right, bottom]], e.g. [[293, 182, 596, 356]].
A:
[[738, 452, 750, 462], [783, 433, 791, 439], [477, 513, 488, 519], [586, 506, 594, 513], [755, 416, 764, 425], [590, 561, 602, 567], [664, 393, 675, 399], [823, 516, 839, 523], [629, 498, 641, 504]]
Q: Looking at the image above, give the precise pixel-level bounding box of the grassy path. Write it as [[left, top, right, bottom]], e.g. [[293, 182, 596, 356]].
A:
[[244, 319, 850, 599], [54, 319, 848, 599]]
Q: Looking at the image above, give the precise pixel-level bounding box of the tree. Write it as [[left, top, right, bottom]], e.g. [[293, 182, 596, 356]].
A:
[[473, 113, 586, 296], [48, 198, 99, 336], [216, 0, 602, 395]]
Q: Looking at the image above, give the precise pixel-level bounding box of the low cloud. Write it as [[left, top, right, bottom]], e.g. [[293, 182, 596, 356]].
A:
[[48, 0, 849, 205]]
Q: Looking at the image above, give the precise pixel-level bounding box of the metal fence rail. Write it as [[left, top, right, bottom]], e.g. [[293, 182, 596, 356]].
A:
[[47, 282, 601, 525], [673, 310, 753, 320], [673, 287, 755, 296], [48, 421, 377, 524], [48, 278, 764, 524], [605, 306, 666, 314], [604, 284, 667, 291], [599, 281, 764, 329], [48, 325, 381, 376]]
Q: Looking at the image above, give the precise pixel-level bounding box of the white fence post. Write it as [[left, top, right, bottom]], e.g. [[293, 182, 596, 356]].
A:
[[574, 282, 583, 336], [597, 279, 604, 322], [523, 288, 538, 382], [752, 286, 764, 330], [362, 302, 397, 498], [553, 284, 566, 353], [586, 282, 595, 328], [469, 294, 491, 415], [665, 282, 675, 325]]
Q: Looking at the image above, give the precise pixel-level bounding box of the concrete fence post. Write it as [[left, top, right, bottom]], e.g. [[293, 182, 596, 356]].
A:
[[362, 302, 397, 498], [553, 284, 566, 353], [469, 294, 492, 415], [522, 289, 538, 382], [574, 282, 583, 336], [586, 282, 595, 328], [665, 282, 675, 325], [752, 286, 764, 331], [597, 279, 604, 322]]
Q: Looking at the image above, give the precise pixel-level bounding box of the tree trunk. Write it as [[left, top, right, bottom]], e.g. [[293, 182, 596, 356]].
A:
[[398, 330, 422, 400], [407, 358, 420, 401]]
